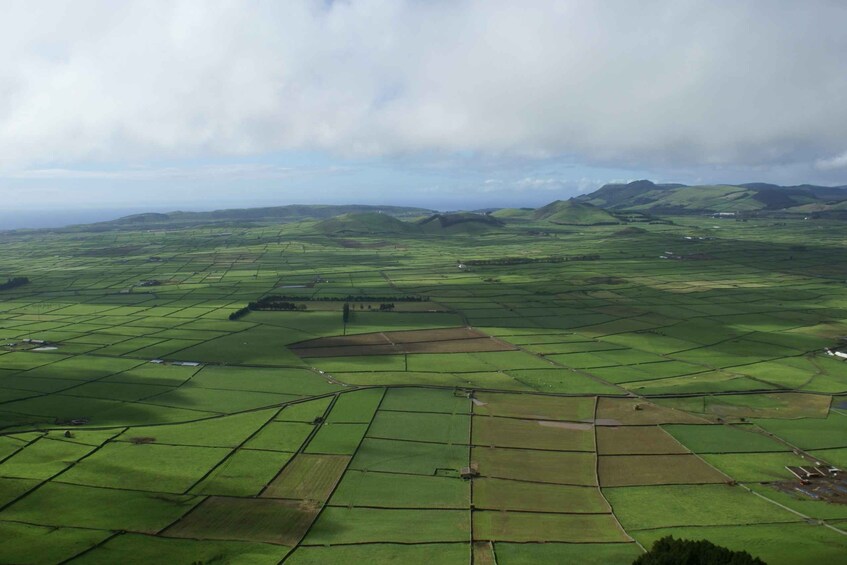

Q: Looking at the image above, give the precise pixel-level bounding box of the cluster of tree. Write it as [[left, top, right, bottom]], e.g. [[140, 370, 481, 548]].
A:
[[228, 307, 251, 321], [229, 296, 307, 320], [460, 254, 600, 266], [633, 536, 766, 565], [249, 297, 306, 311], [0, 277, 29, 291], [379, 303, 395, 311]]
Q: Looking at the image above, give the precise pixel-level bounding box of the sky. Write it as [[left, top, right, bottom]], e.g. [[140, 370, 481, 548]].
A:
[[1, 0, 846, 226]]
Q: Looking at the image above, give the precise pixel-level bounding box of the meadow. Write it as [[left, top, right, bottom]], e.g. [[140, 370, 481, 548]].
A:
[[0, 213, 845, 564]]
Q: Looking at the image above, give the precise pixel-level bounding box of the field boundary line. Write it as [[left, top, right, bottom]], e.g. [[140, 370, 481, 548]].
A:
[[593, 395, 645, 553], [277, 388, 387, 563]]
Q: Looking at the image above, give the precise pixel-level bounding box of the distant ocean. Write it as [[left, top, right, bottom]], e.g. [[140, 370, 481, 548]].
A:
[[0, 209, 149, 231]]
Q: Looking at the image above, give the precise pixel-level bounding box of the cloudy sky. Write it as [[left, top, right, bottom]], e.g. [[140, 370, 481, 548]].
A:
[[1, 0, 846, 223]]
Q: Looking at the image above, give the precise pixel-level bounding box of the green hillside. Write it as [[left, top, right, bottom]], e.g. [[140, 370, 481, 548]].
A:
[[417, 213, 505, 234], [533, 200, 620, 225], [491, 208, 535, 220], [315, 213, 417, 235], [577, 180, 847, 214]]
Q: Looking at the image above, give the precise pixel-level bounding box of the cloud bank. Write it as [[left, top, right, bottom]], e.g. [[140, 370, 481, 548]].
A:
[[1, 0, 846, 173]]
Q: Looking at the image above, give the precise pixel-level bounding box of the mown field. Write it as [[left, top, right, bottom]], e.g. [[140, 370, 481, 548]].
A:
[[0, 215, 846, 564]]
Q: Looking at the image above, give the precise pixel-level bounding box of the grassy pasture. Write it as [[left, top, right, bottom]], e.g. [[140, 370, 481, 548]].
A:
[[473, 416, 594, 451], [473, 392, 594, 421], [493, 542, 642, 565], [379, 387, 471, 414], [58, 441, 229, 493], [330, 469, 468, 508], [473, 446, 596, 485], [165, 496, 310, 545], [598, 454, 728, 487], [473, 478, 609, 513], [305, 422, 369, 454], [634, 523, 847, 565], [2, 482, 202, 532], [303, 507, 469, 544], [604, 484, 799, 530], [192, 449, 294, 497], [245, 421, 313, 452], [474, 511, 627, 542], [0, 521, 111, 565], [286, 544, 469, 565], [350, 438, 468, 475], [662, 423, 792, 453], [261, 453, 349, 500], [596, 426, 689, 455], [368, 411, 469, 444], [700, 451, 811, 482], [2, 215, 847, 562], [70, 534, 288, 565]]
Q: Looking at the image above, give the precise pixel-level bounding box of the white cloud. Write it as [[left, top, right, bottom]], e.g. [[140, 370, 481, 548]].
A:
[[1, 0, 846, 173], [816, 151, 847, 171]]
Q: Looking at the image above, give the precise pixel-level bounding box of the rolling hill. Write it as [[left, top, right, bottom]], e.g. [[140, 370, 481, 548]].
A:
[[315, 212, 418, 235], [417, 213, 505, 234], [577, 180, 847, 215], [533, 200, 620, 225]]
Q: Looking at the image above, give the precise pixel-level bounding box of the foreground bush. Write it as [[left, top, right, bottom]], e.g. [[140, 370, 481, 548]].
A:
[[633, 536, 766, 565]]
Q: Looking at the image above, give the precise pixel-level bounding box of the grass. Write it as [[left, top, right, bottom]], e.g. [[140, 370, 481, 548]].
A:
[[305, 423, 369, 455], [472, 392, 595, 421], [598, 454, 728, 487], [192, 449, 294, 497], [473, 416, 594, 451], [633, 523, 847, 565], [2, 215, 847, 561], [604, 484, 800, 530], [474, 478, 609, 513], [596, 426, 688, 455], [2, 481, 203, 532], [286, 544, 469, 565], [303, 507, 470, 544], [350, 438, 469, 475], [261, 453, 349, 500], [165, 496, 311, 545], [70, 534, 288, 565], [662, 424, 792, 453], [368, 411, 470, 444], [473, 446, 596, 485], [330, 469, 469, 508], [58, 442, 229, 493], [474, 511, 628, 542], [0, 521, 112, 565], [492, 542, 642, 565]]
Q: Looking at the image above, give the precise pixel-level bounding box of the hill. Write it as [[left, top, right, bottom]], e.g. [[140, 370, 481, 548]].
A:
[[417, 212, 505, 234], [94, 204, 435, 230], [577, 180, 847, 215], [491, 208, 535, 220], [533, 200, 620, 225], [315, 212, 417, 235]]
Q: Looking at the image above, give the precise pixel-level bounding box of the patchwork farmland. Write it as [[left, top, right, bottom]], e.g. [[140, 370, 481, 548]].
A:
[[0, 214, 846, 564]]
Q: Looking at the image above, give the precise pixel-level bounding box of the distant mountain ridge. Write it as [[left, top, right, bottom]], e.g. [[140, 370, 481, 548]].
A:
[[108, 204, 435, 226], [577, 180, 847, 214]]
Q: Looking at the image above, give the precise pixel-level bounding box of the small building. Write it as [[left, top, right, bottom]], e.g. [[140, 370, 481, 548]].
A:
[[460, 464, 480, 480]]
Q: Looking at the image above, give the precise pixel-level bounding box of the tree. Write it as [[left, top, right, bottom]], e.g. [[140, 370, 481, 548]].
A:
[[342, 302, 350, 324], [633, 536, 766, 565]]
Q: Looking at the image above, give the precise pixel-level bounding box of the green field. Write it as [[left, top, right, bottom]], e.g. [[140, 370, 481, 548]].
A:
[[1, 213, 846, 563]]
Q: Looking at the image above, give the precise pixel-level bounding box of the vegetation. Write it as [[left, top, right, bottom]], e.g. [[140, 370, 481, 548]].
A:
[[0, 276, 29, 291], [0, 204, 845, 564], [633, 536, 766, 565]]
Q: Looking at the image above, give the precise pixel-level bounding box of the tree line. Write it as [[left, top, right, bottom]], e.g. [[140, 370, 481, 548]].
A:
[[460, 255, 600, 266], [0, 277, 29, 291]]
